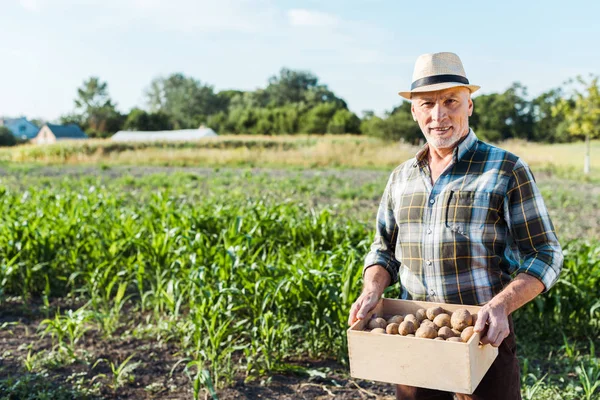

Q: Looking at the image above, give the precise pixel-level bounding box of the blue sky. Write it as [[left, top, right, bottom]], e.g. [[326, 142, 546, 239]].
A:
[[1, 0, 598, 122]]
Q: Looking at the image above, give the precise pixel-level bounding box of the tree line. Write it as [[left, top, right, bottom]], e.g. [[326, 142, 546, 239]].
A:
[[13, 69, 600, 144]]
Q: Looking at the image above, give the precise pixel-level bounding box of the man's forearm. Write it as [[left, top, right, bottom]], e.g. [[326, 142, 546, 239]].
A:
[[487, 273, 545, 316], [348, 265, 392, 324], [474, 273, 544, 346], [363, 264, 391, 295]]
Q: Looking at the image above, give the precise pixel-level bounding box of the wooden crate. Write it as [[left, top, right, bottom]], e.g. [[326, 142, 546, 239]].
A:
[[347, 298, 498, 394]]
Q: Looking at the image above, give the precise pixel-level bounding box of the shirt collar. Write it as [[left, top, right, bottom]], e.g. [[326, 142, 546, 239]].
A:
[[414, 129, 478, 167]]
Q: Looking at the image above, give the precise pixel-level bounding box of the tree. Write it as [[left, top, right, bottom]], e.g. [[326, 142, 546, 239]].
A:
[[360, 104, 422, 143], [562, 75, 600, 174], [145, 73, 219, 129], [0, 126, 16, 147], [470, 82, 532, 142], [531, 88, 572, 143], [72, 77, 123, 137], [327, 109, 361, 134], [265, 68, 346, 108], [298, 102, 341, 134], [123, 108, 173, 131]]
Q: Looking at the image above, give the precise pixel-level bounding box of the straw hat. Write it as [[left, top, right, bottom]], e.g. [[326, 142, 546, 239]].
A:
[[398, 52, 480, 99]]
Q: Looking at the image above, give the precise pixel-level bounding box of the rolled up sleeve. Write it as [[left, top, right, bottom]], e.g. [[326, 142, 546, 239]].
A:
[[364, 174, 401, 285], [507, 160, 563, 292]]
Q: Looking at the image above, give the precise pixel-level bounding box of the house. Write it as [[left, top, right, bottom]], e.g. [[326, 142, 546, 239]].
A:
[[32, 123, 88, 144], [0, 117, 40, 141], [111, 127, 218, 142]]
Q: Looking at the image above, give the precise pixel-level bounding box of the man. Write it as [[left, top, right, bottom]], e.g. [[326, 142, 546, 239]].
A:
[[347, 52, 563, 400]]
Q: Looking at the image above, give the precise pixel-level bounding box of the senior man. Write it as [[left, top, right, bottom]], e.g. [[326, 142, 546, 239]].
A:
[[348, 52, 563, 400]]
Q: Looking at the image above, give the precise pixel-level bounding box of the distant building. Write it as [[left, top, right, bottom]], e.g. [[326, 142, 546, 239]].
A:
[[0, 117, 40, 141], [111, 127, 218, 142], [32, 123, 88, 144]]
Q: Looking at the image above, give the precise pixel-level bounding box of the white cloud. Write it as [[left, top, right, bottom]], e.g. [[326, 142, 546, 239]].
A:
[[110, 0, 279, 33], [287, 9, 339, 28], [19, 0, 43, 12]]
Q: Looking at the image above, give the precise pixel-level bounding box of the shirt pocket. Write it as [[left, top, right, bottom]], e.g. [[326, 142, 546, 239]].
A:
[[444, 190, 494, 235]]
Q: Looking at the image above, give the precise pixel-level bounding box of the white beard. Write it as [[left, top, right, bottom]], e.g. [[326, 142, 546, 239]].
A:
[[427, 130, 464, 149]]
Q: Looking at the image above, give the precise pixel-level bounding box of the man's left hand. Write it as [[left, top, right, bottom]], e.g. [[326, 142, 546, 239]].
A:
[[473, 301, 510, 347]]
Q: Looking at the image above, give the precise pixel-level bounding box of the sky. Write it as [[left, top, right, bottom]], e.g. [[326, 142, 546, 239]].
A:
[[1, 0, 599, 122]]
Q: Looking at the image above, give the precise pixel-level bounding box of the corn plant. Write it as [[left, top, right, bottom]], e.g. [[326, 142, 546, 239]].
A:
[[93, 354, 141, 391], [576, 360, 600, 400], [184, 360, 218, 400], [39, 307, 92, 357]]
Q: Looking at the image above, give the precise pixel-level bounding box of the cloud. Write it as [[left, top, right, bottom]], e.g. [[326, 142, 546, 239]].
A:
[[287, 9, 339, 28], [111, 0, 279, 33], [19, 0, 43, 11]]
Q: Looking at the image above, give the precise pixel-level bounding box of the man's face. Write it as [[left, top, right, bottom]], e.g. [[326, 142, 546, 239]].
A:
[[411, 87, 473, 149]]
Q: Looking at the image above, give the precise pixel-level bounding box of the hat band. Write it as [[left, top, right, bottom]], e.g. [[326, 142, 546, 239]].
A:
[[411, 74, 470, 90]]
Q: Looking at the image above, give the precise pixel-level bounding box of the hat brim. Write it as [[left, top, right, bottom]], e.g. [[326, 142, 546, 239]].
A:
[[398, 82, 480, 100]]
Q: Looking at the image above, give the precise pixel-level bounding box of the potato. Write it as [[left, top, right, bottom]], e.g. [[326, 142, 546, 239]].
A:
[[368, 317, 388, 330], [451, 309, 473, 331], [386, 323, 400, 335], [387, 315, 404, 325], [452, 329, 462, 336], [437, 326, 455, 340], [415, 308, 427, 322], [433, 313, 452, 329], [398, 320, 415, 335], [420, 319, 437, 331], [371, 328, 386, 334], [461, 326, 475, 342], [404, 314, 420, 329], [446, 337, 463, 342], [471, 313, 478, 326], [426, 306, 444, 321], [415, 326, 438, 339]]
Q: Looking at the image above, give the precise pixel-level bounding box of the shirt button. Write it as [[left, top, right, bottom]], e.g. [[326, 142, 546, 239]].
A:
[[427, 229, 432, 235], [429, 289, 436, 296], [426, 260, 432, 266], [429, 199, 435, 204]]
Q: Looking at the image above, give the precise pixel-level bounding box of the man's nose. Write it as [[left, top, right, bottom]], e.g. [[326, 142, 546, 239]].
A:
[[431, 103, 446, 121]]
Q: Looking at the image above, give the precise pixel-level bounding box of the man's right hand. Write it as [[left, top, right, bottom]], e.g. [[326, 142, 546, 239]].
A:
[[347, 290, 382, 326]]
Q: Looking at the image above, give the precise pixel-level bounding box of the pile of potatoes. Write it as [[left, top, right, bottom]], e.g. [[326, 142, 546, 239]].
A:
[[365, 307, 477, 343]]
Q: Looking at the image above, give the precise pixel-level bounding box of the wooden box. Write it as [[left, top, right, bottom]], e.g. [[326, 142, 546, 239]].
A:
[[347, 298, 498, 394]]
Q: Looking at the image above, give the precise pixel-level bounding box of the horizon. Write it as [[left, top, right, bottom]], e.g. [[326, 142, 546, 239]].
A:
[[2, 0, 599, 122]]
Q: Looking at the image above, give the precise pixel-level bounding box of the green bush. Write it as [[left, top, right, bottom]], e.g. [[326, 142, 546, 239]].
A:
[[0, 126, 17, 147]]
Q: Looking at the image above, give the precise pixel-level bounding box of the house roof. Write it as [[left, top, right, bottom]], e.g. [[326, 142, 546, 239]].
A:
[[111, 128, 217, 142], [46, 123, 87, 139], [1, 117, 40, 139]]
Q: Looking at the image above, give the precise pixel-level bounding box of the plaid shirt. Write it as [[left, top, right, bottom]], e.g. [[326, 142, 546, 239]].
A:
[[364, 130, 563, 305]]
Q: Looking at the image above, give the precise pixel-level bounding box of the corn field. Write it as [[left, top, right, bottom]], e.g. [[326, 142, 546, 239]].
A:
[[0, 166, 598, 399]]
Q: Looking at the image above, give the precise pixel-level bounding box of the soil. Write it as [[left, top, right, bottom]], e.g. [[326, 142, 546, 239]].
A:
[[0, 299, 395, 399]]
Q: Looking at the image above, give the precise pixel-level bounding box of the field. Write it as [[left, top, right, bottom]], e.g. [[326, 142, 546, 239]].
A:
[[0, 136, 599, 399]]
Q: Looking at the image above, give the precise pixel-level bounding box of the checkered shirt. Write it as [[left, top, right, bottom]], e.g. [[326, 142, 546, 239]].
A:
[[364, 130, 563, 305]]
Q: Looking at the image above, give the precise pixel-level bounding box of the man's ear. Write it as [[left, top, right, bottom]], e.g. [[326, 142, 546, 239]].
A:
[[467, 96, 474, 117], [411, 103, 417, 121]]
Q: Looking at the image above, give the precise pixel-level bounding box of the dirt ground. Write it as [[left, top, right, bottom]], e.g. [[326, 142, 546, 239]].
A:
[[0, 299, 395, 399]]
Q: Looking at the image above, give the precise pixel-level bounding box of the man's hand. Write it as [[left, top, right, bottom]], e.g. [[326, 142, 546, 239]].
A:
[[347, 265, 391, 326], [474, 273, 544, 347], [348, 290, 382, 326], [474, 302, 509, 347]]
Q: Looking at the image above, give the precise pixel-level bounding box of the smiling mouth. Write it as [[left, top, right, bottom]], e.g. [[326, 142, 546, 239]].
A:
[[430, 127, 452, 134]]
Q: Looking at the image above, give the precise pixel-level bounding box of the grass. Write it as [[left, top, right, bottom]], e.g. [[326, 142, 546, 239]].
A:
[[1, 135, 599, 181]]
